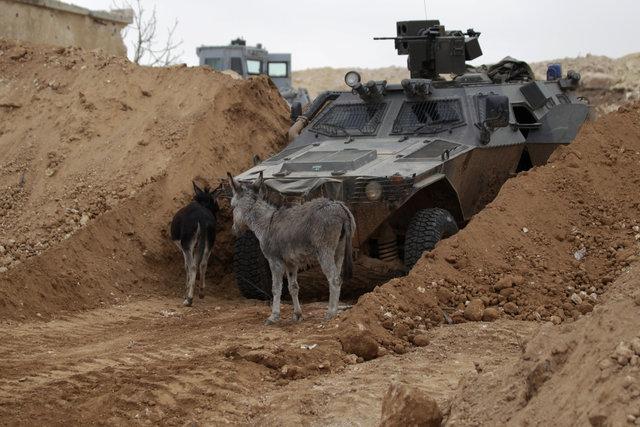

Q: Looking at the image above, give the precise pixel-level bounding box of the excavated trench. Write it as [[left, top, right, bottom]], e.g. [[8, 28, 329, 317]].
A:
[[2, 39, 640, 425]]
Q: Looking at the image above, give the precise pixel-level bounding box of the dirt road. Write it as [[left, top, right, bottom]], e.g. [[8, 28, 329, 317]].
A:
[[0, 294, 536, 425]]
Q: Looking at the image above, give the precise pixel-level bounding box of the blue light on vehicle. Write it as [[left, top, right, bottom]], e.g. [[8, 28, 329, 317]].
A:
[[547, 64, 562, 81]]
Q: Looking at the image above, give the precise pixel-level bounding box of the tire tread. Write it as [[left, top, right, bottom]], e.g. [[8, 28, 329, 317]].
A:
[[233, 231, 272, 300], [404, 208, 458, 268]]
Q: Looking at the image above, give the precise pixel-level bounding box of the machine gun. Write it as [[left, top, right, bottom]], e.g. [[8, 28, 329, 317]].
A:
[[375, 20, 483, 80]]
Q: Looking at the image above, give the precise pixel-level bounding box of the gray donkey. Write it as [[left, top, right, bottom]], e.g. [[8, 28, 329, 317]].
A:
[[227, 172, 355, 324], [171, 182, 219, 307]]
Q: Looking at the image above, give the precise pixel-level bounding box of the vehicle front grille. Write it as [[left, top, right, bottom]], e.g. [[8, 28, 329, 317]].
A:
[[349, 177, 415, 203]]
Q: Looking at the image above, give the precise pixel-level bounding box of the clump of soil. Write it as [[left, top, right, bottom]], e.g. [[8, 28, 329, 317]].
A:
[[447, 263, 640, 426], [380, 383, 442, 427], [339, 103, 640, 352], [0, 39, 290, 320]]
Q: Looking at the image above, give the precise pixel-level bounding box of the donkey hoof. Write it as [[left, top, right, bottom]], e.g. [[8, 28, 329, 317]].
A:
[[264, 315, 280, 325], [324, 311, 337, 321], [292, 312, 303, 323], [183, 297, 193, 307], [198, 293, 205, 299]]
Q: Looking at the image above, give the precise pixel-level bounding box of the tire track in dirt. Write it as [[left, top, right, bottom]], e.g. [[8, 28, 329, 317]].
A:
[[0, 292, 540, 425], [0, 296, 348, 424]]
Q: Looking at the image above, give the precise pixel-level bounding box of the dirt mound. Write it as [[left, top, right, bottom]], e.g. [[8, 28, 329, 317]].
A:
[[447, 263, 640, 426], [293, 66, 407, 99], [293, 53, 640, 112], [339, 103, 640, 352], [0, 39, 289, 320], [531, 53, 640, 115]]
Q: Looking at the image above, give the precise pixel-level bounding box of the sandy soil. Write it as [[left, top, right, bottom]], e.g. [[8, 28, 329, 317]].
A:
[[0, 295, 537, 425], [448, 263, 640, 426], [1, 39, 640, 426]]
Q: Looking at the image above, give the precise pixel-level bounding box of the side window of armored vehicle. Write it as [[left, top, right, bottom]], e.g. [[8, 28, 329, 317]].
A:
[[512, 104, 539, 137], [311, 104, 387, 137], [230, 57, 244, 75], [247, 60, 262, 75], [512, 105, 537, 124], [268, 62, 288, 78], [392, 99, 464, 135], [204, 58, 223, 71]]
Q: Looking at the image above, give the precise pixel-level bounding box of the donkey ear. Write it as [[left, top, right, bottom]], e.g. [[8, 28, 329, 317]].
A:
[[253, 171, 264, 192], [193, 181, 203, 196], [226, 172, 239, 194], [212, 182, 223, 196]]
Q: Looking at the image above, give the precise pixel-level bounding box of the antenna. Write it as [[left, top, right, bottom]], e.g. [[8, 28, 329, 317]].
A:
[[423, 0, 428, 20]]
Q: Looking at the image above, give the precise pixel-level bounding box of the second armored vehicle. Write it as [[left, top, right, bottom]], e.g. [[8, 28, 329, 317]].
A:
[[196, 38, 310, 106], [231, 19, 589, 299]]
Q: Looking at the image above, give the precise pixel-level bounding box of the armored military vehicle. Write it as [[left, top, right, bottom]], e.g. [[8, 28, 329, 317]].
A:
[[230, 20, 589, 299], [196, 38, 310, 106]]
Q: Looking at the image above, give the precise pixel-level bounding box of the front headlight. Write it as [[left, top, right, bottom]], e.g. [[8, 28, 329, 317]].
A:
[[365, 181, 383, 201], [344, 70, 362, 88]]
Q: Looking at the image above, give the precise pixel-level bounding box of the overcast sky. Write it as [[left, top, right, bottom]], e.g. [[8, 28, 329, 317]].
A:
[[73, 0, 639, 70]]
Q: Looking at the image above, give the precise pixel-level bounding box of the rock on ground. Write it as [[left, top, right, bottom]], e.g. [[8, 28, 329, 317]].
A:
[[379, 383, 442, 427], [340, 330, 379, 361], [411, 334, 430, 347], [482, 307, 500, 322], [464, 299, 485, 321]]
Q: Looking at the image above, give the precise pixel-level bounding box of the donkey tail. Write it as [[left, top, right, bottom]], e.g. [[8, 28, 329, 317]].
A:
[[195, 222, 207, 266], [341, 206, 356, 282]]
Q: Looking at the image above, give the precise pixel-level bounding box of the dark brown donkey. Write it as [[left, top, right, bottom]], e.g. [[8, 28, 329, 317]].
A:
[[171, 182, 219, 306]]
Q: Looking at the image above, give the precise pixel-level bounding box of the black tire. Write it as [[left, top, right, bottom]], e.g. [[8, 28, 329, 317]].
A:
[[404, 208, 459, 269], [233, 231, 272, 300]]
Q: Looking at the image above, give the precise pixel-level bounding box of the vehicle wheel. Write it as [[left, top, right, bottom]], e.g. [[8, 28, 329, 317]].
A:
[[404, 208, 459, 269], [233, 231, 272, 300]]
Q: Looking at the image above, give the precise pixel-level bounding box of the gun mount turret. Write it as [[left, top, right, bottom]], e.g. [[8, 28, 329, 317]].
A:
[[375, 20, 482, 80]]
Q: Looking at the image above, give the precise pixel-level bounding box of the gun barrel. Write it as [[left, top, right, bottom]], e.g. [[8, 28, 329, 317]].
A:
[[374, 36, 433, 41], [374, 30, 481, 42], [377, 20, 484, 79]]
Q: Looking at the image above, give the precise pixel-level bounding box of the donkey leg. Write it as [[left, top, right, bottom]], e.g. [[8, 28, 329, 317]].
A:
[[266, 261, 284, 325], [334, 237, 346, 279], [286, 267, 303, 322], [181, 249, 195, 306], [183, 233, 199, 307], [318, 250, 341, 320], [198, 243, 211, 299], [185, 255, 198, 306]]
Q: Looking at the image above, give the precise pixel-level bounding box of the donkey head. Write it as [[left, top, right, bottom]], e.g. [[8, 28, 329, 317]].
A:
[[227, 171, 264, 236], [192, 181, 220, 214]]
